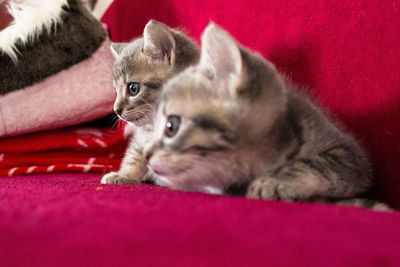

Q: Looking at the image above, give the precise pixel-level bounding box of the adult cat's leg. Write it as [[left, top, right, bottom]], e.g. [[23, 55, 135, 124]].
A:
[[246, 153, 370, 201], [101, 139, 147, 184]]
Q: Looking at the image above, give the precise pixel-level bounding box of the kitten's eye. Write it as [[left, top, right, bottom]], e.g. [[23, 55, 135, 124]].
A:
[[127, 82, 140, 96], [165, 115, 181, 138]]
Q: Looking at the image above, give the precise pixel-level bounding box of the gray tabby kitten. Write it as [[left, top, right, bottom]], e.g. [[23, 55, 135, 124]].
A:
[[101, 20, 199, 184], [144, 23, 389, 210]]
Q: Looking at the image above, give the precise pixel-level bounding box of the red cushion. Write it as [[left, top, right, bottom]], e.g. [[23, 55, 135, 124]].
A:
[[103, 0, 400, 207], [1, 173, 399, 266]]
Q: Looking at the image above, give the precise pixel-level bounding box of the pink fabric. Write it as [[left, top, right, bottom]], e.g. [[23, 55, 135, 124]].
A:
[[0, 173, 399, 266], [0, 39, 115, 138], [102, 0, 400, 208]]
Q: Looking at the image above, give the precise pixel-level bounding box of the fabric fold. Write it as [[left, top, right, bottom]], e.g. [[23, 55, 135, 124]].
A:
[[0, 123, 131, 176]]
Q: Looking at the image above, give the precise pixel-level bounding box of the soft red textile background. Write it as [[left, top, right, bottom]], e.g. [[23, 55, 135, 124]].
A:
[[103, 0, 400, 207], [1, 173, 399, 267]]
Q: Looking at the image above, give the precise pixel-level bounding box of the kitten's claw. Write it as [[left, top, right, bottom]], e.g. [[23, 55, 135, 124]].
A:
[[246, 177, 303, 202], [101, 172, 140, 185]]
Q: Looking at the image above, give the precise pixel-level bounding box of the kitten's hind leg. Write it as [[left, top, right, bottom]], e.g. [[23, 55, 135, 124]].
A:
[[101, 140, 148, 185]]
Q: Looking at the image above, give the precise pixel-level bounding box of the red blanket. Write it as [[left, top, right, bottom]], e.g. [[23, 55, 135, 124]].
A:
[[0, 124, 129, 176], [1, 173, 400, 267]]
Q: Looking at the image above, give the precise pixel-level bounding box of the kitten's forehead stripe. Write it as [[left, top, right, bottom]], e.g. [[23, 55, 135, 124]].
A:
[[143, 77, 164, 89], [192, 115, 228, 133], [143, 81, 161, 89], [180, 145, 229, 154]]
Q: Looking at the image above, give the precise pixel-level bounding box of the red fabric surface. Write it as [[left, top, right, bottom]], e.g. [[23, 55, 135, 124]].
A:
[[0, 125, 128, 176], [0, 173, 399, 266], [103, 0, 400, 208]]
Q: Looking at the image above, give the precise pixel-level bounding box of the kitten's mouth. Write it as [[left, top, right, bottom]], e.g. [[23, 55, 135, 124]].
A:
[[121, 112, 148, 125], [131, 114, 145, 122], [148, 164, 176, 176]]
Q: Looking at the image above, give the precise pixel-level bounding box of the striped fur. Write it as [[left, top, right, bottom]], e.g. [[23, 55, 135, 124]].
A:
[[145, 23, 390, 210], [101, 20, 200, 185]]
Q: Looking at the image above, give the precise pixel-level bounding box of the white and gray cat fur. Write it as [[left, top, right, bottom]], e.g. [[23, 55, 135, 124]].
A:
[[144, 23, 390, 211], [101, 20, 200, 184]]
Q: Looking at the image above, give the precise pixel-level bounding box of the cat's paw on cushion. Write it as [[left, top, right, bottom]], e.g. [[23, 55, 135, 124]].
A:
[[101, 172, 140, 185], [246, 177, 307, 201]]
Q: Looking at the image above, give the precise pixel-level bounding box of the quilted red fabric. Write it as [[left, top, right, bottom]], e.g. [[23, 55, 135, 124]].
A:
[[0, 125, 128, 176], [103, 0, 400, 208]]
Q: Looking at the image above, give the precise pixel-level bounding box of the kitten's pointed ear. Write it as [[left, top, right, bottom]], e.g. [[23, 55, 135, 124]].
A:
[[200, 23, 243, 98], [110, 43, 126, 59], [143, 20, 176, 64]]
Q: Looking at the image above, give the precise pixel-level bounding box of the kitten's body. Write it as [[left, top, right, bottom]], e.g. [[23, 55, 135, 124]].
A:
[[101, 20, 199, 184], [145, 24, 388, 210]]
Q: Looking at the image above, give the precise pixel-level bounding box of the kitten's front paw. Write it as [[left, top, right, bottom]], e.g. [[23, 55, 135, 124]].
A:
[[246, 177, 302, 202], [101, 172, 140, 185]]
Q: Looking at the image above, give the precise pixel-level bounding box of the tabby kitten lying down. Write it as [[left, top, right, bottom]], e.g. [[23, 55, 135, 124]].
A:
[[101, 20, 199, 184], [144, 23, 388, 210]]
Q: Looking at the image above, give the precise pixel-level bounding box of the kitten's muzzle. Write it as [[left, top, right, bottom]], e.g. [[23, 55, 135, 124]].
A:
[[117, 110, 146, 123], [144, 147, 168, 176], [114, 107, 123, 116]]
